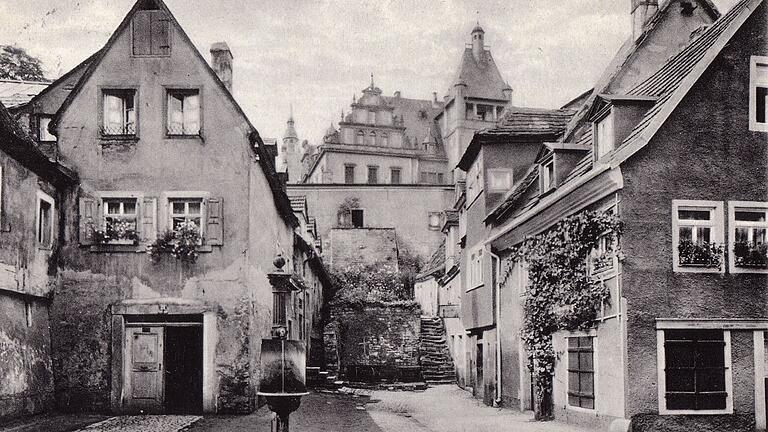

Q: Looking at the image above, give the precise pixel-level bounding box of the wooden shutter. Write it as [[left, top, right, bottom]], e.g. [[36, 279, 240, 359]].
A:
[[150, 12, 170, 56], [79, 196, 97, 245], [132, 11, 152, 56], [141, 197, 157, 243], [205, 197, 223, 246]]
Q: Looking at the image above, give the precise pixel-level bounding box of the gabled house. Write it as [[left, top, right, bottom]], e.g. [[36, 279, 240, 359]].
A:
[[26, 0, 329, 416], [487, 0, 767, 430], [0, 101, 77, 421]]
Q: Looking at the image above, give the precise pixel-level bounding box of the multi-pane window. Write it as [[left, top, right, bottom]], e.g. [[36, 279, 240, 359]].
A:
[[750, 56, 768, 132], [344, 165, 355, 184], [351, 209, 364, 228], [541, 159, 555, 192], [673, 201, 723, 270], [567, 336, 595, 409], [367, 166, 379, 184], [731, 205, 768, 269], [36, 192, 54, 247], [102, 90, 136, 136], [169, 199, 203, 232], [595, 113, 614, 159], [167, 90, 200, 136], [38, 115, 56, 142], [390, 168, 401, 184], [103, 198, 138, 244], [662, 329, 729, 412]]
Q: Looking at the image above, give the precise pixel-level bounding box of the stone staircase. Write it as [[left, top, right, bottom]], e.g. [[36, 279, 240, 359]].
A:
[[419, 316, 456, 385]]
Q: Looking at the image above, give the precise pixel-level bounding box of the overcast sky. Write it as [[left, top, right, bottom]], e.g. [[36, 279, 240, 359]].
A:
[[0, 0, 737, 144]]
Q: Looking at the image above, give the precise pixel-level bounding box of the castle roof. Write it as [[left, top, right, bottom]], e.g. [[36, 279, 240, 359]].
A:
[[452, 47, 509, 101]]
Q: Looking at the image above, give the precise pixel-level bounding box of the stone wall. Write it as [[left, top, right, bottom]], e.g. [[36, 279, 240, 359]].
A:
[[330, 305, 420, 377]]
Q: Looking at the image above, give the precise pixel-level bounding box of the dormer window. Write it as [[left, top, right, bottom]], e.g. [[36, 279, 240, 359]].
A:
[[595, 112, 614, 159], [540, 158, 555, 193], [750, 56, 768, 132]]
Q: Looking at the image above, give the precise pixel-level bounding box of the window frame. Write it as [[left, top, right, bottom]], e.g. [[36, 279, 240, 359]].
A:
[[487, 168, 513, 192], [100, 193, 141, 246], [36, 190, 55, 249], [367, 165, 379, 184], [344, 164, 356, 184], [351, 208, 365, 228], [656, 327, 733, 415], [728, 201, 768, 274], [161, 191, 210, 236], [466, 158, 483, 206], [671, 200, 724, 273], [594, 109, 614, 160], [467, 244, 484, 291], [99, 87, 139, 139], [566, 333, 597, 412], [390, 167, 402, 184], [37, 114, 56, 142], [165, 87, 202, 138], [540, 158, 555, 194], [750, 55, 768, 132]]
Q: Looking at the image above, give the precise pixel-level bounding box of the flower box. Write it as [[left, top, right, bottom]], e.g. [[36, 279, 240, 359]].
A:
[[733, 242, 768, 268], [678, 240, 724, 269]]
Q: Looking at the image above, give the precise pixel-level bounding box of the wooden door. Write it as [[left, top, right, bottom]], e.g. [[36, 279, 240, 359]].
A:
[[126, 327, 164, 413]]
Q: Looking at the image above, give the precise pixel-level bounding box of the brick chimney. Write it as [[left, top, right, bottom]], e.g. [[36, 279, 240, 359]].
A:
[[632, 0, 659, 41], [210, 42, 233, 93]]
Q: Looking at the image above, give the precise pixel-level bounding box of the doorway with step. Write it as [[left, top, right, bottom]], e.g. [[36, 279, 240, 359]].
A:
[[124, 315, 203, 414]]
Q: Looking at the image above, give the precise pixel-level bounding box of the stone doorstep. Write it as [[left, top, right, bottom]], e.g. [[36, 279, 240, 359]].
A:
[[78, 415, 202, 432]]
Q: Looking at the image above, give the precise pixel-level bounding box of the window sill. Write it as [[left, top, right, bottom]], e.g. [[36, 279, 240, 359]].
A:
[[730, 264, 768, 274], [100, 135, 139, 142], [565, 404, 596, 414], [673, 264, 723, 274], [165, 134, 203, 140], [37, 245, 53, 252], [659, 408, 733, 416], [87, 244, 215, 253]]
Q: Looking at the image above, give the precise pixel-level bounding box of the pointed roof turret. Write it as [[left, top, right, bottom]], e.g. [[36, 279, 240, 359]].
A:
[[283, 105, 298, 141]]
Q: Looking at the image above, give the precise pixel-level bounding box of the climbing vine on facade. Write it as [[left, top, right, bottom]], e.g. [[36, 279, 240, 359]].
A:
[[505, 210, 621, 418]]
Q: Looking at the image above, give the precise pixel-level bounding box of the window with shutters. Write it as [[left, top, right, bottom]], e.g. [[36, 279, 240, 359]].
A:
[[103, 198, 139, 245], [658, 329, 732, 414], [132, 10, 171, 57], [102, 89, 137, 137], [166, 89, 201, 136], [163, 192, 223, 247]]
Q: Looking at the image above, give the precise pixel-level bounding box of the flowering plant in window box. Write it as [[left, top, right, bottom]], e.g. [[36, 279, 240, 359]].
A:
[[93, 221, 139, 245], [147, 222, 201, 263], [678, 240, 724, 268], [733, 242, 768, 268]]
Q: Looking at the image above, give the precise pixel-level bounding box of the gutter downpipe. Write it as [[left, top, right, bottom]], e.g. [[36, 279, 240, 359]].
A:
[[489, 249, 502, 406]]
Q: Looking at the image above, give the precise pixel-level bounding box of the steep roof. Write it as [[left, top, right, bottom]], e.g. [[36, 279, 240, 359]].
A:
[[0, 101, 76, 185], [452, 48, 510, 101], [561, 0, 721, 142], [614, 0, 760, 162], [383, 95, 443, 145], [416, 240, 446, 281], [0, 79, 49, 108], [48, 0, 299, 228], [457, 107, 575, 170]]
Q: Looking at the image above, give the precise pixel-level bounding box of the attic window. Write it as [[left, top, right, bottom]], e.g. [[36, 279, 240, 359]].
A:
[[750, 56, 768, 132], [540, 158, 555, 193], [133, 10, 170, 56], [595, 112, 615, 159]]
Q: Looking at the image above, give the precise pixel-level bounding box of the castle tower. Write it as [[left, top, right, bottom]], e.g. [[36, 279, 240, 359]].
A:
[[281, 106, 304, 183]]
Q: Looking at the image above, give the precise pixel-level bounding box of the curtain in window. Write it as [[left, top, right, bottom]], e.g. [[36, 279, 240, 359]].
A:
[[104, 94, 125, 134]]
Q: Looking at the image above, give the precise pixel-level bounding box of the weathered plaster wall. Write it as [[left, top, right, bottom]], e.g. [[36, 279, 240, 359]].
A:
[[287, 184, 453, 259], [0, 147, 60, 419], [0, 295, 54, 420], [329, 228, 398, 269], [620, 6, 767, 430], [414, 277, 438, 317], [49, 10, 299, 414]]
